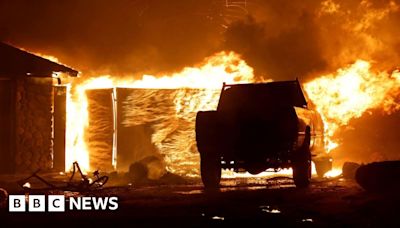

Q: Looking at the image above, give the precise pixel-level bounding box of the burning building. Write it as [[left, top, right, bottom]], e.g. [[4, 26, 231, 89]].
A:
[[1, 41, 399, 181], [1, 0, 400, 179], [0, 42, 78, 174], [65, 51, 255, 176]]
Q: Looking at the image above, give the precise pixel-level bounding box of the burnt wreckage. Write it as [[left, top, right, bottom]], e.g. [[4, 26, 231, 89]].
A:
[[196, 80, 332, 188]]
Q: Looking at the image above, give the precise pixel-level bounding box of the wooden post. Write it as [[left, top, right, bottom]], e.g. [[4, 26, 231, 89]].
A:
[[53, 85, 66, 171]]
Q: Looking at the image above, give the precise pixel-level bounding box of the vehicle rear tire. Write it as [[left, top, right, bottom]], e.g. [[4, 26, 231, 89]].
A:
[[314, 158, 333, 178], [292, 147, 312, 188], [200, 149, 221, 189], [293, 159, 311, 188]]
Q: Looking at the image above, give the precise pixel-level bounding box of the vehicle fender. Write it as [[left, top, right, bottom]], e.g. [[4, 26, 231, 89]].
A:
[[195, 111, 220, 153]]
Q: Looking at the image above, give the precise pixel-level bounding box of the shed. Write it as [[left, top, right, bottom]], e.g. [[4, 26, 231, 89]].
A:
[[0, 42, 77, 173]]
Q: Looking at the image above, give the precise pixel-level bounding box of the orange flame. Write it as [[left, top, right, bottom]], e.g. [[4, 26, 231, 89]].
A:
[[324, 168, 342, 178], [17, 47, 60, 63], [66, 53, 400, 178], [33, 53, 59, 63], [304, 60, 400, 152], [65, 51, 255, 172]]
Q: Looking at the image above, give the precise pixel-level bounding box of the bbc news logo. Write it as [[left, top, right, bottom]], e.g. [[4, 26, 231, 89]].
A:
[[9, 195, 118, 212]]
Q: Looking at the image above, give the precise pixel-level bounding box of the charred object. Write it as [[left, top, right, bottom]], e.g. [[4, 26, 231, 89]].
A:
[[17, 162, 109, 192], [342, 162, 361, 179], [196, 80, 332, 189], [356, 161, 400, 192], [127, 156, 187, 185]]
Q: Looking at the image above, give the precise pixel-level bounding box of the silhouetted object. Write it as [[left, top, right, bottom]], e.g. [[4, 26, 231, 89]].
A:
[[342, 162, 361, 179], [16, 162, 108, 192], [196, 80, 331, 189], [0, 188, 7, 208], [0, 42, 78, 76], [292, 126, 312, 187], [355, 161, 400, 192], [53, 86, 67, 172], [127, 156, 166, 182], [128, 162, 149, 183], [127, 156, 187, 185], [315, 158, 333, 178]]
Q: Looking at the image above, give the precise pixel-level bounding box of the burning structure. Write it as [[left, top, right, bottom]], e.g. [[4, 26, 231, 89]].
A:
[[0, 42, 78, 174], [67, 52, 255, 176], [1, 42, 399, 182], [1, 1, 400, 180], [68, 56, 400, 179], [2, 1, 400, 226]]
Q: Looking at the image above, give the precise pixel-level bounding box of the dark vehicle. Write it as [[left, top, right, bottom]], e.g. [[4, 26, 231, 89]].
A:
[[195, 80, 332, 188]]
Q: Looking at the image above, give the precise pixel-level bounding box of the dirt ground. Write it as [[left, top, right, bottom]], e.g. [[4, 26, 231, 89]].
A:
[[0, 174, 399, 227]]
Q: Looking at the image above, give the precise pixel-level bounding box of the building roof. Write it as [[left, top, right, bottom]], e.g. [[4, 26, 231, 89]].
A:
[[0, 42, 78, 77]]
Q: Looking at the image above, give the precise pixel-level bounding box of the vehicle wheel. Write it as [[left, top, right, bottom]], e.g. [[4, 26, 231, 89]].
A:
[[292, 144, 312, 187], [200, 148, 221, 189], [314, 158, 333, 178], [293, 158, 311, 188], [293, 126, 312, 188]]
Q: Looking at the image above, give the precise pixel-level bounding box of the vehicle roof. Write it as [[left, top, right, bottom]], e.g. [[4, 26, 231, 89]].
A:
[[220, 79, 308, 108]]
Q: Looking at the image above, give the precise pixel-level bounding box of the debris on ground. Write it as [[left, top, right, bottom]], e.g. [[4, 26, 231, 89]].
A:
[[17, 161, 109, 192], [342, 162, 361, 179], [128, 162, 148, 183], [127, 156, 166, 182], [127, 156, 187, 185], [355, 160, 400, 192]]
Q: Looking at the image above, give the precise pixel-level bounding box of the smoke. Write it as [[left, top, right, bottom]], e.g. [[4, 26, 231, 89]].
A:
[[1, 0, 399, 80], [224, 0, 400, 81], [224, 14, 327, 81], [0, 0, 223, 76]]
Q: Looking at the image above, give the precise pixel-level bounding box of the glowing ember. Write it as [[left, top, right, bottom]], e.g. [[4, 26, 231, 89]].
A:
[[304, 60, 400, 152], [260, 206, 281, 214]]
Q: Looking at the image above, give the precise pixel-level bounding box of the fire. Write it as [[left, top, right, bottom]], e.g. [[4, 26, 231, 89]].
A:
[[65, 52, 400, 177], [324, 168, 342, 178], [304, 60, 400, 152], [65, 51, 255, 172], [34, 53, 59, 63], [222, 169, 293, 179], [65, 84, 91, 172], [17, 46, 60, 63]]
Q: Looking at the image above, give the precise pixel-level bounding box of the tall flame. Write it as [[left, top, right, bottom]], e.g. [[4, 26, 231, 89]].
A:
[[65, 51, 255, 172], [304, 60, 400, 152], [66, 52, 400, 178]]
